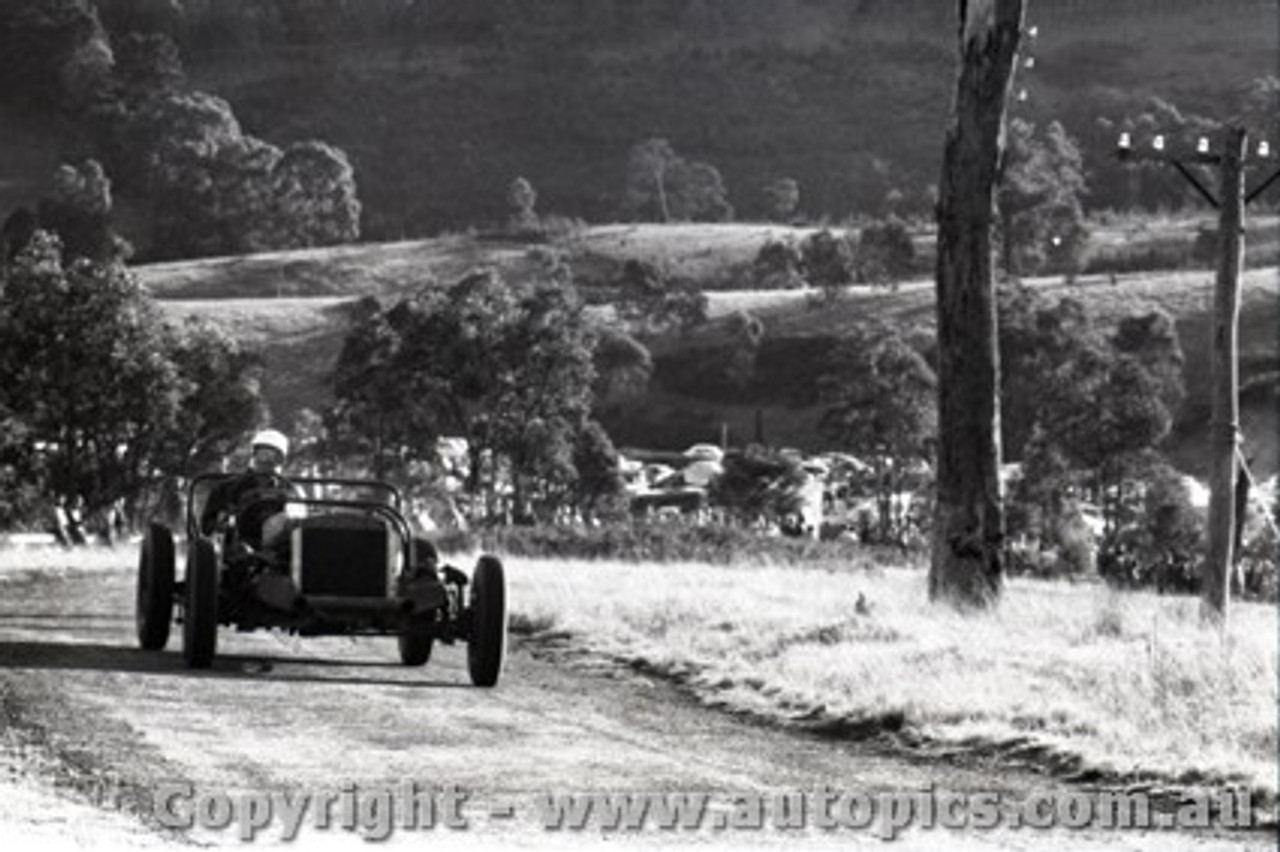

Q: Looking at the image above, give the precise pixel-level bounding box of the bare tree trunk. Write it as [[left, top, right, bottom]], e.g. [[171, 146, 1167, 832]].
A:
[[654, 167, 671, 223], [930, 0, 1025, 608]]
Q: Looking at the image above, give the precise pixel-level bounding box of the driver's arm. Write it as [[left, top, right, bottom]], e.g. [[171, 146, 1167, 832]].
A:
[[200, 480, 237, 536]]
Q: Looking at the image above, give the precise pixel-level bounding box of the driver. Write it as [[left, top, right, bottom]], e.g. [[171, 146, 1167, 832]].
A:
[[200, 429, 295, 552]]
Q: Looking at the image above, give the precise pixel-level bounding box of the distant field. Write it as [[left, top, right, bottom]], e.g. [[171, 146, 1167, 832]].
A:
[[138, 217, 1279, 302], [139, 222, 1280, 475], [137, 236, 536, 300]]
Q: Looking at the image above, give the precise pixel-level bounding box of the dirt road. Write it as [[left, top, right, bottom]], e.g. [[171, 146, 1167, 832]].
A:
[[0, 556, 1270, 850]]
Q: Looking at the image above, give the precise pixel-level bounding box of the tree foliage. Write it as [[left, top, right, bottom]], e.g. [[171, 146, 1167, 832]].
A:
[[1004, 292, 1175, 519], [818, 323, 937, 461], [507, 176, 538, 229], [0, 402, 41, 528], [997, 119, 1089, 276], [0, 232, 181, 513], [723, 309, 765, 391], [818, 322, 937, 543], [799, 229, 855, 292], [331, 269, 601, 522], [111, 87, 362, 258], [999, 282, 1189, 584], [112, 30, 185, 98], [0, 9, 363, 261], [708, 445, 804, 525], [159, 317, 265, 478], [763, 177, 800, 222], [591, 325, 653, 406], [0, 231, 264, 523], [612, 258, 708, 334], [572, 419, 626, 521], [330, 296, 440, 477], [0, 0, 111, 110], [624, 137, 733, 223], [856, 217, 916, 286], [1111, 308, 1185, 417], [268, 140, 361, 247], [751, 238, 805, 290], [36, 159, 122, 263]]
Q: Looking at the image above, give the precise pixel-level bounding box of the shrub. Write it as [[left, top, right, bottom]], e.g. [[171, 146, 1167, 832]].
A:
[[856, 218, 917, 286], [1236, 513, 1279, 602], [799, 229, 855, 292], [1097, 465, 1205, 593], [1082, 237, 1201, 275], [433, 521, 871, 566], [751, 238, 804, 290], [507, 176, 538, 229]]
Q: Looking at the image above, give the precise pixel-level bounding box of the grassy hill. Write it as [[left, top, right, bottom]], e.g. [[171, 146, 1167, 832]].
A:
[[139, 222, 1280, 481]]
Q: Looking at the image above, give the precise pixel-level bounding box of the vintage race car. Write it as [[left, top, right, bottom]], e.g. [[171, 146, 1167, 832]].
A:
[[134, 473, 506, 686]]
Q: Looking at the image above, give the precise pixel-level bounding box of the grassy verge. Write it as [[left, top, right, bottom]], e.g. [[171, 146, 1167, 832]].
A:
[[498, 554, 1277, 797], [0, 546, 126, 583]]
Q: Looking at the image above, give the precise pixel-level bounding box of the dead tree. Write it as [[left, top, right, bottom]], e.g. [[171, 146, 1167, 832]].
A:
[[929, 0, 1025, 607]]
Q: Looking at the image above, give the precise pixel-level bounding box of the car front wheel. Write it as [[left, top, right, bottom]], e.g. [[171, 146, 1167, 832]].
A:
[[136, 524, 175, 651], [182, 537, 220, 669], [467, 555, 506, 687]]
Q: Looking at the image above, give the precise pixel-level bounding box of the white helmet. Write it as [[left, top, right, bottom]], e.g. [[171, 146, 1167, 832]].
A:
[[250, 429, 289, 459]]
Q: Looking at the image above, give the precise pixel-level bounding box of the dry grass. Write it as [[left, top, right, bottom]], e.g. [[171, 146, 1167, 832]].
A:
[[136, 236, 535, 300], [0, 545, 127, 584], [156, 298, 348, 345], [503, 555, 1278, 793]]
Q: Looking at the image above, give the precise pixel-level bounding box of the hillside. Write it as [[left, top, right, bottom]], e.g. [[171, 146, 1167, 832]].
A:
[[138, 224, 1280, 481], [182, 0, 1276, 239], [2, 0, 1273, 253]]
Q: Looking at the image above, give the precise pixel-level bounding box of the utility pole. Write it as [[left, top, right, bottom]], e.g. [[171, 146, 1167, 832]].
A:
[[1204, 127, 1246, 624], [1115, 126, 1275, 626]]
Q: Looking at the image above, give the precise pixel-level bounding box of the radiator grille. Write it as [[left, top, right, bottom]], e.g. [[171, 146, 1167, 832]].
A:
[[292, 518, 392, 598]]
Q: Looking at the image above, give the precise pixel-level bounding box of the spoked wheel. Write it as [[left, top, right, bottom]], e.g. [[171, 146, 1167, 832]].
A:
[[467, 555, 507, 687], [182, 537, 220, 669], [136, 524, 175, 651]]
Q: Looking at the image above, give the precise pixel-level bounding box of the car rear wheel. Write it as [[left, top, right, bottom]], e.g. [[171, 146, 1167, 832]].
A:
[[182, 538, 219, 669], [398, 628, 434, 666], [398, 537, 440, 666], [467, 555, 506, 687], [136, 524, 175, 651]]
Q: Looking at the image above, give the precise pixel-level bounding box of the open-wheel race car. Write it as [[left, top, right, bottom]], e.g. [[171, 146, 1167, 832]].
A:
[[134, 473, 507, 686]]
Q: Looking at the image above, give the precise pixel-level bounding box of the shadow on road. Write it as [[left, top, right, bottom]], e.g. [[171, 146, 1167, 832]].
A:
[[0, 639, 470, 689]]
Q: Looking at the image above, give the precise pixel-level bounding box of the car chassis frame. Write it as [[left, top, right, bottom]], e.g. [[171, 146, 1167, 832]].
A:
[[135, 473, 507, 686]]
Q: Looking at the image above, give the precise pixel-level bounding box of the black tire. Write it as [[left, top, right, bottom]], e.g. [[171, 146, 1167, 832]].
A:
[[136, 524, 175, 651], [182, 537, 220, 669], [398, 628, 434, 666], [467, 555, 506, 688], [398, 536, 440, 666]]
